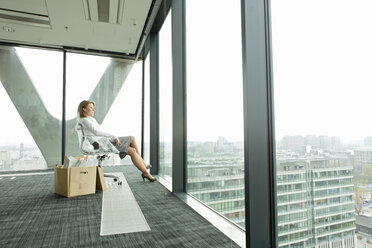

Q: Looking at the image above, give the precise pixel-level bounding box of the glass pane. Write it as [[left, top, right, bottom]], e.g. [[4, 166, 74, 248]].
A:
[[65, 53, 140, 166], [0, 46, 63, 170], [159, 10, 173, 185], [186, 1, 244, 228], [143, 57, 150, 163], [102, 62, 143, 165], [65, 53, 110, 120], [271, 0, 367, 247], [16, 47, 63, 119]]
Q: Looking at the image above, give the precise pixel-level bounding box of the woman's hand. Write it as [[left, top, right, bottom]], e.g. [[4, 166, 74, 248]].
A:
[[114, 138, 121, 146]]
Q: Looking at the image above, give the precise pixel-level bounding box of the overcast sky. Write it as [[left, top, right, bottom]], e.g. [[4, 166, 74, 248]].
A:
[[1, 0, 372, 145], [271, 0, 372, 143]]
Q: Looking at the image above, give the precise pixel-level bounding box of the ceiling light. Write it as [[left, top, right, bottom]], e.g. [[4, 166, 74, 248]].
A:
[[0, 9, 50, 28], [2, 26, 15, 32], [83, 0, 124, 24]]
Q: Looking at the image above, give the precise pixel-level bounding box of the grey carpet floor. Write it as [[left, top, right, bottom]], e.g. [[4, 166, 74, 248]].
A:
[[0, 165, 240, 248]]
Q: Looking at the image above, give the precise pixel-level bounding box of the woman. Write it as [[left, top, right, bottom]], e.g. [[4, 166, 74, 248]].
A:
[[77, 100, 156, 182]]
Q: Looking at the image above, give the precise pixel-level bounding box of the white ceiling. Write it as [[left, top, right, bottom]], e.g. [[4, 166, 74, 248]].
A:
[[0, 0, 154, 55]]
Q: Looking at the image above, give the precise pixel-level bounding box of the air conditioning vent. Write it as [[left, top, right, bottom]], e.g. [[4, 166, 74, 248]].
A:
[[0, 8, 51, 28], [82, 0, 124, 24]]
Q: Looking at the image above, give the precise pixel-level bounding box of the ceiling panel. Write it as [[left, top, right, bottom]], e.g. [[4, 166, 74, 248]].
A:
[[0, 0, 48, 15], [0, 0, 154, 56]]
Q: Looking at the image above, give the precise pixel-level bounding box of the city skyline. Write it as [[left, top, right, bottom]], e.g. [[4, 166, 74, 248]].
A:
[[4, 133, 372, 147]]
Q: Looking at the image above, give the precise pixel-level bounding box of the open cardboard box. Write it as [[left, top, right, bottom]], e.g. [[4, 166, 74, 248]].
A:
[[54, 166, 106, 198]]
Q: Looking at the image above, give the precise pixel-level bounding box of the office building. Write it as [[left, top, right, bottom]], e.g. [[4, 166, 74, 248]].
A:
[[0, 0, 369, 247], [364, 136, 372, 147], [277, 157, 356, 248], [354, 148, 372, 175], [0, 150, 11, 170]]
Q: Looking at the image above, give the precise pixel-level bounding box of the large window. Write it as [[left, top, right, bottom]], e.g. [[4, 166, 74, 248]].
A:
[[102, 61, 143, 165], [0, 45, 142, 171], [159, 11, 173, 184], [271, 0, 372, 247], [65, 53, 141, 166], [0, 46, 63, 170], [185, 1, 244, 228], [65, 53, 110, 120]]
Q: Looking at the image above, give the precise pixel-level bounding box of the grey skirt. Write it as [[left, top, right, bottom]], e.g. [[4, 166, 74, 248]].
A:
[[112, 136, 131, 159]]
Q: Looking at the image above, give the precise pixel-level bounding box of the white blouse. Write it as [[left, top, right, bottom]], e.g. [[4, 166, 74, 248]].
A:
[[79, 117, 116, 140]]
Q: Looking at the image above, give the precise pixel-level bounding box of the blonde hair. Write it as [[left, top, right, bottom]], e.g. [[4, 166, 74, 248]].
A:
[[77, 100, 95, 118]]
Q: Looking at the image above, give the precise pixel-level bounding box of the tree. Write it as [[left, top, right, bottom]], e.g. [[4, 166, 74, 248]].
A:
[[354, 187, 364, 215]]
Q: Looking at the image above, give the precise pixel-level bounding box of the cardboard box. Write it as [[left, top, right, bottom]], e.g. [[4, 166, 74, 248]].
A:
[[55, 166, 106, 198]]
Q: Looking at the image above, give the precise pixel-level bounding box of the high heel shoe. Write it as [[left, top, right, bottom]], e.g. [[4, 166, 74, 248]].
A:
[[141, 174, 157, 182], [146, 164, 152, 169]]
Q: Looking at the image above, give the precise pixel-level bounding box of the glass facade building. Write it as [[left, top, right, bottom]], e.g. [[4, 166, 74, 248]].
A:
[[1, 0, 371, 247], [277, 158, 355, 248]]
